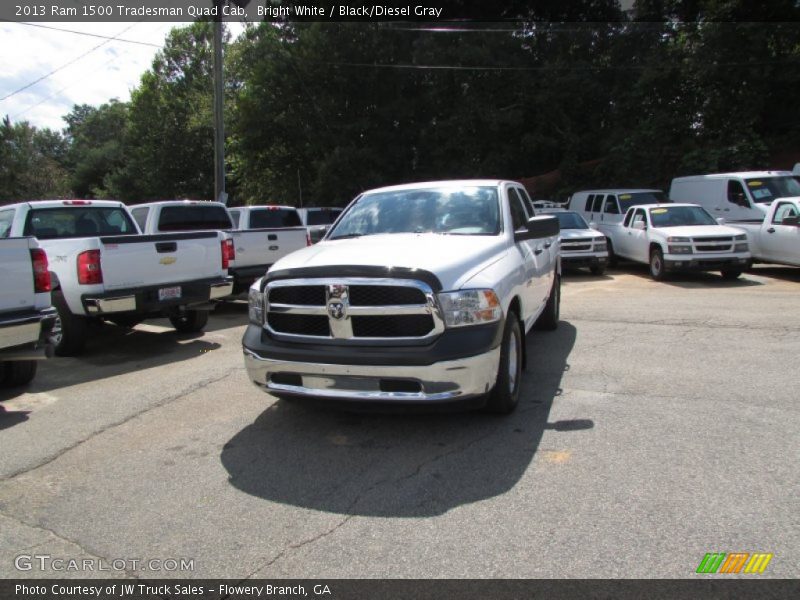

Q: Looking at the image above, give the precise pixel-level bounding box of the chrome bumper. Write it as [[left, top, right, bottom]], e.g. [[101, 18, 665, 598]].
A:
[[243, 346, 501, 403], [210, 281, 234, 299]]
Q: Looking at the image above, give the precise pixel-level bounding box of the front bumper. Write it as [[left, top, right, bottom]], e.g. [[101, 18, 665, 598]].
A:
[[82, 277, 233, 315], [562, 252, 608, 268], [243, 345, 500, 403], [0, 307, 57, 360], [664, 254, 751, 271]]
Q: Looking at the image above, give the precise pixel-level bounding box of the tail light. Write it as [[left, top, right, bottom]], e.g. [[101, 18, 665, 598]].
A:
[[221, 238, 235, 269], [77, 250, 103, 285], [30, 248, 51, 293]]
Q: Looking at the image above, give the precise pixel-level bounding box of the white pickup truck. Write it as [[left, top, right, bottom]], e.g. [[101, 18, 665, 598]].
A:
[[132, 201, 308, 294], [540, 209, 608, 275], [0, 237, 56, 386], [1, 200, 233, 355], [608, 203, 751, 280], [732, 198, 800, 267], [243, 180, 561, 414]]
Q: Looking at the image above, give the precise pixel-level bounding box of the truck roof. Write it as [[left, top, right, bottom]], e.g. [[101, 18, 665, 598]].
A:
[[364, 179, 512, 194], [134, 199, 226, 208], [573, 189, 662, 194], [672, 171, 793, 181]]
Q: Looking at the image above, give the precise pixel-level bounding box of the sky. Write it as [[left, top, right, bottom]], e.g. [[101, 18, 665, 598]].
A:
[[0, 21, 246, 132]]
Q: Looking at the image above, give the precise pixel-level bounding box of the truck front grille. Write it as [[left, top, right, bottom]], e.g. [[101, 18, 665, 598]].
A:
[[264, 277, 444, 343], [693, 237, 734, 252]]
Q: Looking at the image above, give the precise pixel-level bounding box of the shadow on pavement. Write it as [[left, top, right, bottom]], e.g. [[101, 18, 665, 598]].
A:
[[748, 264, 800, 283], [0, 405, 30, 430], [613, 262, 763, 288], [221, 322, 584, 517]]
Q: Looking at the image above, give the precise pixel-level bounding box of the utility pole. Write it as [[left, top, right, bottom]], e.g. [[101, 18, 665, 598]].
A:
[[213, 0, 226, 204]]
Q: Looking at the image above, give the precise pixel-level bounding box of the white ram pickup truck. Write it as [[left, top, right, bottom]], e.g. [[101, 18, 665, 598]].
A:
[[1, 200, 233, 355], [132, 201, 308, 294], [0, 237, 56, 386], [731, 198, 800, 267], [243, 180, 561, 414], [609, 203, 751, 280]]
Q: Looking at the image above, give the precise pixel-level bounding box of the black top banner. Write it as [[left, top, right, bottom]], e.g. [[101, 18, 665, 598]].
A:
[[1, 579, 799, 600]]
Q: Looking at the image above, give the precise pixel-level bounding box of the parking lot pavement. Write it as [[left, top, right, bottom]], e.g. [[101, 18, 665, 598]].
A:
[[0, 267, 798, 579]]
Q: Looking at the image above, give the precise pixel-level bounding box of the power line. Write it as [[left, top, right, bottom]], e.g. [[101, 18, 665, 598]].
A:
[[4, 21, 161, 47], [0, 22, 138, 103]]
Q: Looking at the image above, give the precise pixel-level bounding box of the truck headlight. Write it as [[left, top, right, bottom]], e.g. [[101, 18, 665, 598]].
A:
[[734, 243, 749, 252], [593, 237, 607, 251], [667, 237, 692, 243], [437, 289, 502, 328], [734, 234, 747, 241], [248, 280, 265, 325], [668, 245, 693, 254]]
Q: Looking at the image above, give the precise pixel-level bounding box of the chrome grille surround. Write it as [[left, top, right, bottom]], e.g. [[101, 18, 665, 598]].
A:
[[264, 277, 445, 344]]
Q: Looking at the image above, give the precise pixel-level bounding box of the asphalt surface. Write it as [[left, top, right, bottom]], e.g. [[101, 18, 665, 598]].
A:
[[0, 264, 798, 579]]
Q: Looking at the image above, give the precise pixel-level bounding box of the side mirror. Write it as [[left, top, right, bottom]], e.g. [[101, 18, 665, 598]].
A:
[[589, 221, 597, 229], [514, 216, 560, 242], [782, 214, 800, 226], [716, 217, 726, 225], [633, 220, 646, 231]]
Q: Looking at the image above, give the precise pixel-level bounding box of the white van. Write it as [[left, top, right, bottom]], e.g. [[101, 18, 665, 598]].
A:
[[669, 171, 800, 223]]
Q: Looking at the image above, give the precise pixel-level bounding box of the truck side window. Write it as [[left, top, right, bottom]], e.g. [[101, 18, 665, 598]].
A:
[[517, 188, 534, 214], [773, 202, 798, 224], [508, 188, 529, 232], [623, 210, 634, 227], [603, 196, 620, 214], [631, 209, 646, 228], [131, 207, 148, 232], [0, 209, 13, 238], [585, 195, 594, 211], [727, 181, 749, 207], [592, 195, 605, 213]]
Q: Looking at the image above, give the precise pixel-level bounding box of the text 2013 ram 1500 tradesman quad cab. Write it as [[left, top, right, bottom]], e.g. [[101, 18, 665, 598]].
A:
[[243, 180, 561, 414]]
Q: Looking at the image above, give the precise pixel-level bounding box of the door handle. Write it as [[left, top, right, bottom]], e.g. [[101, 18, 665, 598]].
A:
[[767, 227, 776, 234], [534, 248, 543, 255]]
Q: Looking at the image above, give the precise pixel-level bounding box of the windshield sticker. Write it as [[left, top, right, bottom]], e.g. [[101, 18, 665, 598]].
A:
[[651, 208, 668, 214], [752, 188, 772, 199], [619, 194, 632, 199], [747, 181, 762, 187]]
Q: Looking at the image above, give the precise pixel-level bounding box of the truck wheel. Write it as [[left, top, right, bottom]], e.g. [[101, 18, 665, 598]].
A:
[[721, 269, 743, 281], [169, 309, 209, 333], [649, 248, 667, 281], [52, 291, 88, 356], [534, 274, 560, 331], [590, 264, 606, 276], [606, 239, 618, 267], [2, 361, 38, 387], [485, 314, 522, 414]]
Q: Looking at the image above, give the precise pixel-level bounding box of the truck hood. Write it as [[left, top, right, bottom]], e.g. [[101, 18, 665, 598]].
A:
[[653, 225, 745, 238], [560, 228, 604, 240], [270, 233, 507, 290]]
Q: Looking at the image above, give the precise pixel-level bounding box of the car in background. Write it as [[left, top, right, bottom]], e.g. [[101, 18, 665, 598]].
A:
[[733, 197, 800, 268], [298, 207, 343, 243], [541, 209, 608, 275]]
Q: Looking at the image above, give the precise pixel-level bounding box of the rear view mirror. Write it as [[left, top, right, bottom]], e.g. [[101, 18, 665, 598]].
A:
[[782, 214, 800, 226]]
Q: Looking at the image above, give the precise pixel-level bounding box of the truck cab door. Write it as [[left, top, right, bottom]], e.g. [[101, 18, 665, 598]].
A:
[[508, 187, 546, 324], [625, 208, 649, 262], [763, 202, 800, 263]]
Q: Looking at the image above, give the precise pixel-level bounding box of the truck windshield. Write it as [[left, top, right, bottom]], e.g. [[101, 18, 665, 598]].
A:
[[618, 191, 667, 213], [24, 207, 137, 239], [745, 177, 800, 204], [306, 209, 342, 226], [158, 205, 232, 231], [649, 205, 716, 227], [329, 186, 500, 238], [553, 211, 590, 230], [249, 208, 302, 228]]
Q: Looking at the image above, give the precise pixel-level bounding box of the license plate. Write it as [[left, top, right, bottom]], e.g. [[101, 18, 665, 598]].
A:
[[158, 286, 181, 301]]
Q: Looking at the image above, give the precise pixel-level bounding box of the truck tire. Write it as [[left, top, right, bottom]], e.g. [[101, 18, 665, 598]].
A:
[[534, 274, 560, 331], [721, 269, 743, 281], [485, 313, 522, 414], [169, 309, 209, 333], [2, 361, 38, 387], [606, 239, 618, 267], [649, 248, 667, 281], [52, 291, 88, 356]]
